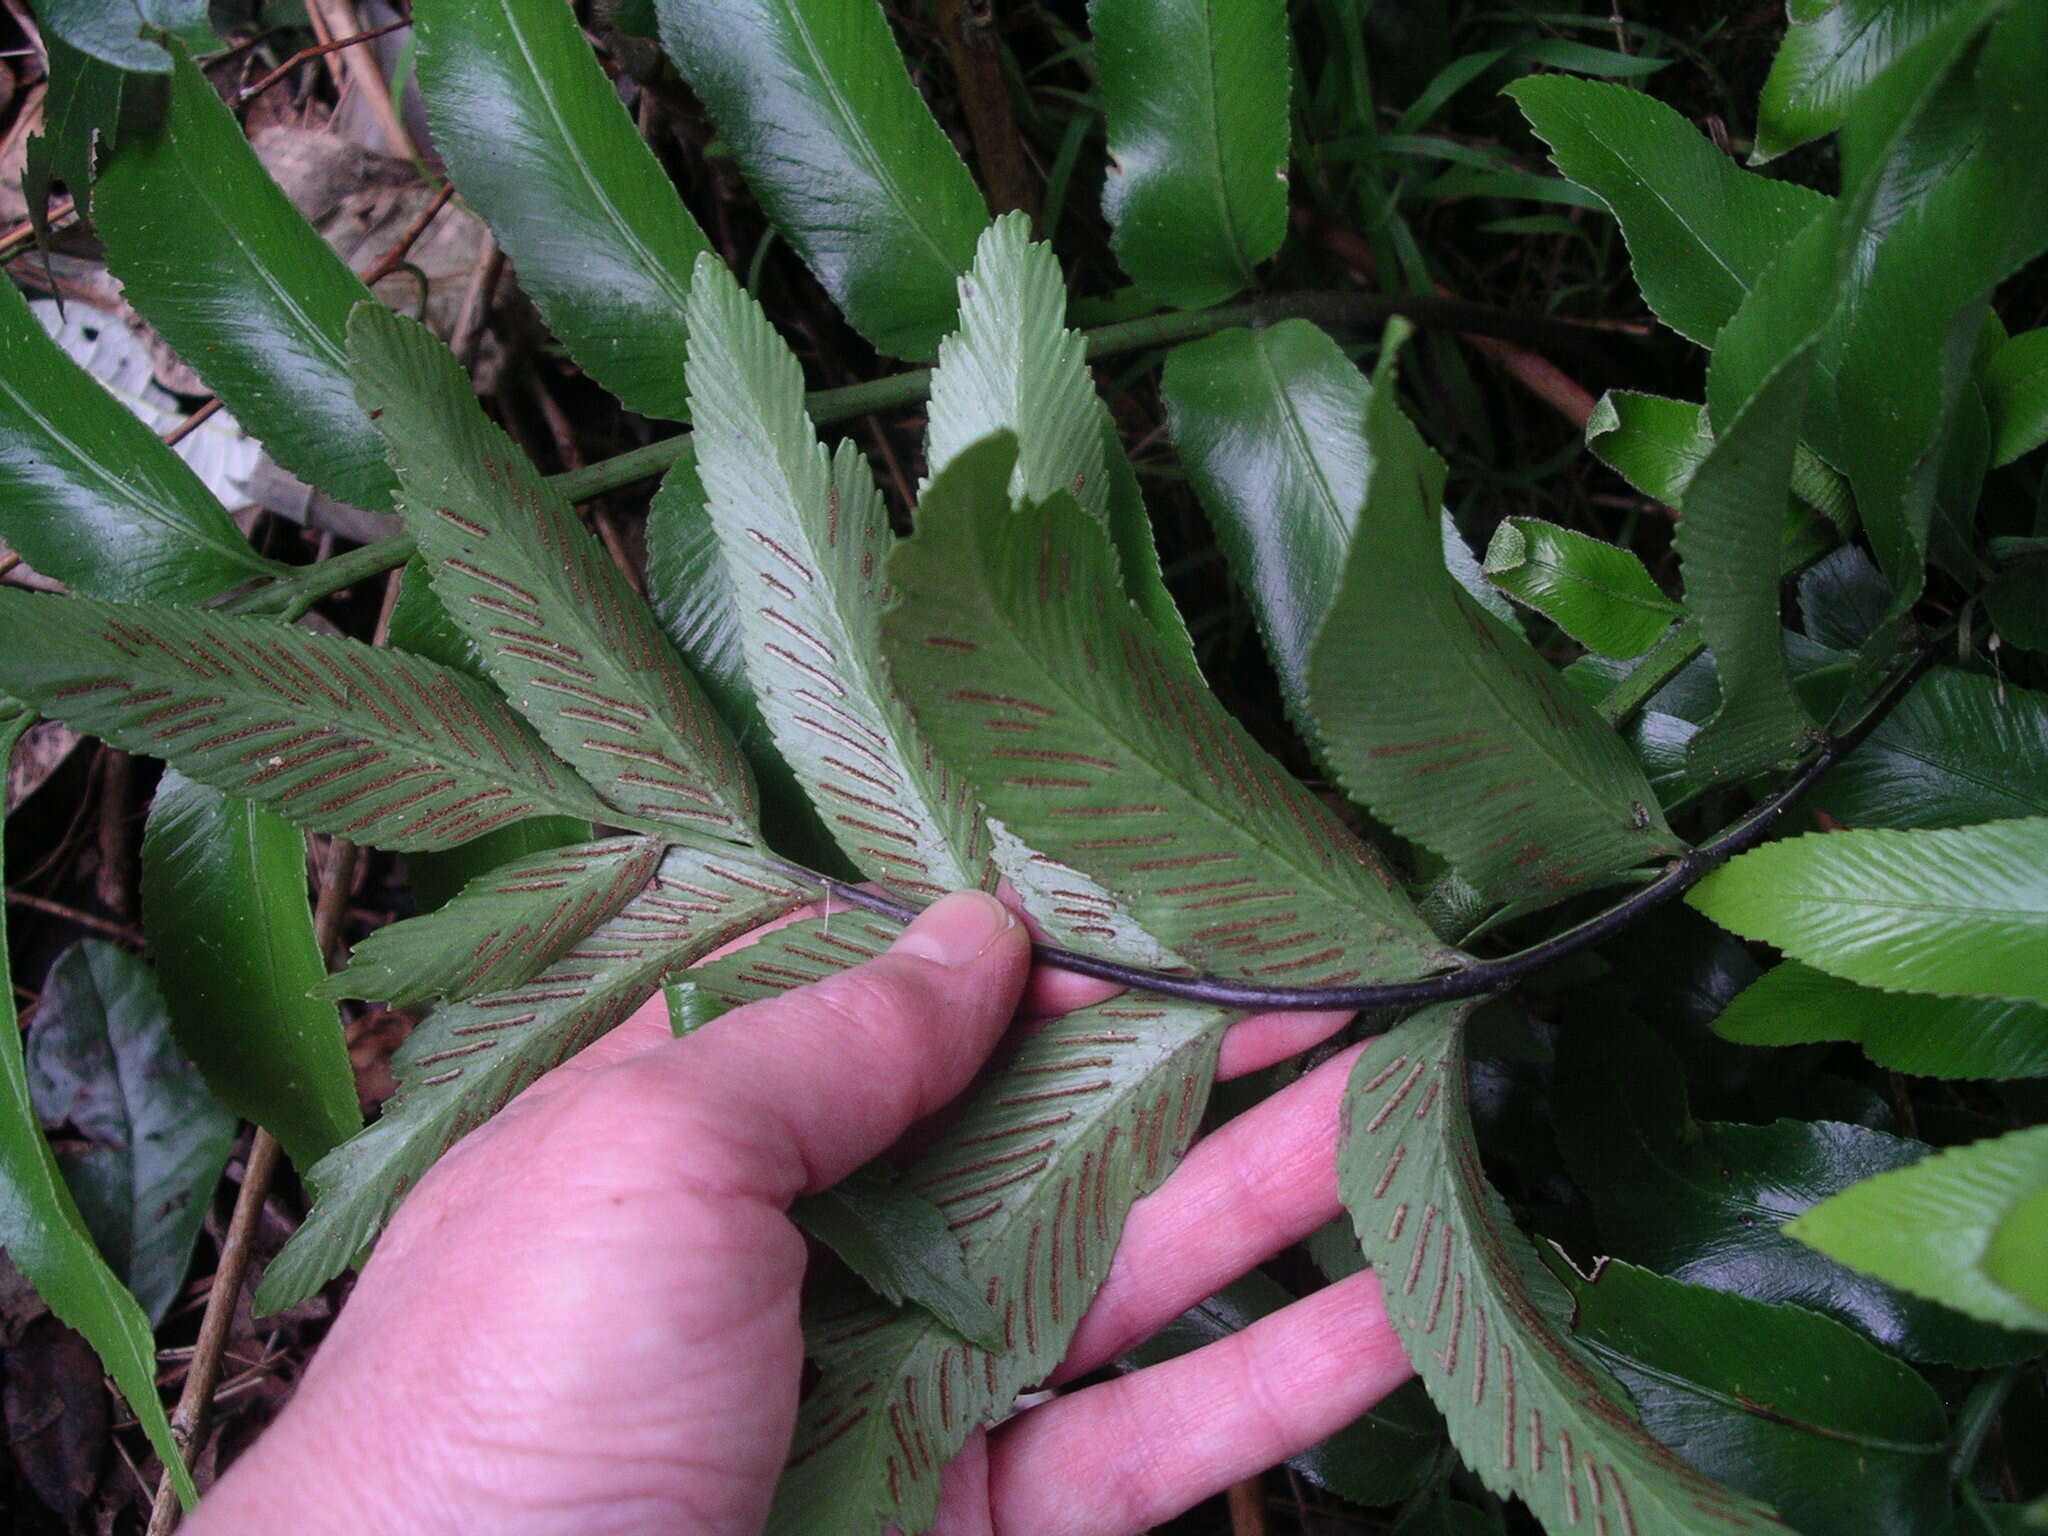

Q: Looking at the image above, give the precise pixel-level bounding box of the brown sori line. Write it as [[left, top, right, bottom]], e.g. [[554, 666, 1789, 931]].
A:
[[918, 1138, 1059, 1189]]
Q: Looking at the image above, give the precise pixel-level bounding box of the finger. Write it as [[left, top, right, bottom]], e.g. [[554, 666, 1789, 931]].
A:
[[1054, 1041, 1367, 1382], [1217, 1007, 1355, 1079], [987, 1272, 1411, 1536], [579, 888, 1032, 1203], [929, 1431, 994, 1536]]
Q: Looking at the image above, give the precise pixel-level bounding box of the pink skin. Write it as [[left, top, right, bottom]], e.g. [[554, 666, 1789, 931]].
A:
[[187, 891, 1412, 1535]]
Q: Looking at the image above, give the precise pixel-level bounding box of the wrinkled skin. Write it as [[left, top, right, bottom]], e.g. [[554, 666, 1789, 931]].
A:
[[190, 891, 1411, 1535]]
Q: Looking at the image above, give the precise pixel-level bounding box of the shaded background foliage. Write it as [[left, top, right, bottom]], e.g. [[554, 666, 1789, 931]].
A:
[[0, 0, 2042, 1532]]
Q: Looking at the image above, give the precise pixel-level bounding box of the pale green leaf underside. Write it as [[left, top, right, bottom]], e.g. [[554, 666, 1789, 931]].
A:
[[924, 213, 1107, 525], [1714, 961, 2048, 1080], [790, 1165, 1006, 1352], [1305, 341, 1680, 903], [1790, 1125, 2048, 1334], [318, 836, 665, 1006], [1688, 820, 2048, 1005], [769, 940, 1231, 1531], [258, 849, 808, 1312], [883, 434, 1453, 986], [1338, 1005, 1792, 1536], [350, 305, 759, 841], [684, 257, 993, 897], [0, 589, 606, 851]]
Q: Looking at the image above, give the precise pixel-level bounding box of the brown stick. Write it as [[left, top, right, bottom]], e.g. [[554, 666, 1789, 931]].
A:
[[1226, 1475, 1270, 1536], [143, 1130, 282, 1536], [232, 18, 412, 109], [301, 0, 418, 162], [933, 0, 1035, 220], [358, 181, 457, 287], [93, 747, 133, 917], [162, 398, 224, 449], [4, 889, 144, 946]]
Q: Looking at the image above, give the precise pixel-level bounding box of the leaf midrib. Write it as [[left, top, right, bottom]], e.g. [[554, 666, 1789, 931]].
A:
[[491, 0, 694, 317], [0, 371, 270, 579], [972, 518, 1417, 932], [779, 0, 962, 284]]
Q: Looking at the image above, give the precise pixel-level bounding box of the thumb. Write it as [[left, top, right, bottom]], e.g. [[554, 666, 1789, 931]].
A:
[[616, 889, 1031, 1204]]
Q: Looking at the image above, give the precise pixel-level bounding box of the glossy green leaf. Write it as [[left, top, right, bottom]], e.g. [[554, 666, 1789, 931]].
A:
[[1716, 962, 2048, 1080], [0, 281, 278, 605], [1585, 390, 1855, 534], [1123, 1270, 1450, 1506], [1097, 409, 1201, 668], [1305, 333, 1680, 902], [1564, 1260, 1950, 1536], [1161, 320, 1381, 735], [1756, 0, 1978, 160], [1689, 820, 2048, 1005], [25, 940, 235, 1327], [775, 994, 1232, 1531], [1817, 669, 2048, 829], [318, 836, 665, 1006], [1091, 0, 1290, 308], [1584, 391, 1712, 507], [1482, 518, 1679, 659], [258, 849, 807, 1311], [1823, 6, 2048, 603], [140, 772, 360, 1173], [0, 590, 608, 849], [93, 48, 397, 510], [1555, 1018, 2041, 1365], [1507, 76, 1830, 347], [882, 434, 1455, 985], [652, 0, 988, 359], [789, 1164, 1004, 1350], [684, 257, 990, 895], [350, 305, 757, 842], [642, 458, 846, 877], [1987, 328, 2048, 465], [385, 564, 595, 911], [31, 0, 211, 71], [413, 0, 711, 419], [1791, 1126, 2048, 1333], [1797, 545, 1891, 652], [0, 716, 194, 1508], [1338, 1005, 1793, 1535]]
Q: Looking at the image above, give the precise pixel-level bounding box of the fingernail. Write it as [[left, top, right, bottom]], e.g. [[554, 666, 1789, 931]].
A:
[[891, 890, 1017, 968]]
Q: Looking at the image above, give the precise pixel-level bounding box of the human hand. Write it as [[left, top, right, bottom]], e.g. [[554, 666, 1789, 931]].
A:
[[187, 890, 1412, 1535]]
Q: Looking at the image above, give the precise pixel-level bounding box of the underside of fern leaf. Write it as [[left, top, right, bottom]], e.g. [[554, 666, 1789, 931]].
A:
[[349, 304, 760, 841], [1338, 1004, 1792, 1534], [881, 433, 1460, 985], [316, 835, 665, 1006], [683, 256, 992, 897], [0, 589, 607, 849], [258, 848, 808, 1311]]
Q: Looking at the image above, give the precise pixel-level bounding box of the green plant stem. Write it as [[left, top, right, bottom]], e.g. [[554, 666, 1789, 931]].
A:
[[1950, 1366, 2018, 1485], [236, 287, 1611, 616]]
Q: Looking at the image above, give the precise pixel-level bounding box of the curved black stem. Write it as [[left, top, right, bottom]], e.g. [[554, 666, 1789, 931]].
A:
[[763, 646, 1929, 1013]]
